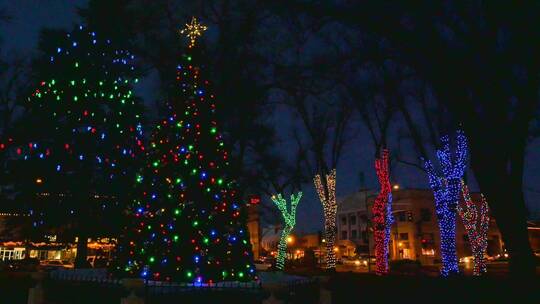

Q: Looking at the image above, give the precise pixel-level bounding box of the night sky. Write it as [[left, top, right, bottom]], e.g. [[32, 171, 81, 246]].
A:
[[1, 0, 539, 234]]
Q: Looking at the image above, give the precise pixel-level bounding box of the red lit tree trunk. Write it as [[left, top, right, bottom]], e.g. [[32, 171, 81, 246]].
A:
[[373, 149, 392, 275], [458, 181, 489, 276]]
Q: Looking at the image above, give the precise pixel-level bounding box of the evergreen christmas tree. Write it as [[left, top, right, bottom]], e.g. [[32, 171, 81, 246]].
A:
[[3, 25, 144, 266], [115, 18, 256, 283]]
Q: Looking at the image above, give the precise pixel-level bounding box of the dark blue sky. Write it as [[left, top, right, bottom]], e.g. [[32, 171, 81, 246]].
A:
[[1, 1, 539, 233]]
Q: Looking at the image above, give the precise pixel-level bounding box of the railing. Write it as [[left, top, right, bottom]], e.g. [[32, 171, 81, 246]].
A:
[[50, 268, 262, 291], [50, 268, 119, 284], [42, 269, 319, 304]]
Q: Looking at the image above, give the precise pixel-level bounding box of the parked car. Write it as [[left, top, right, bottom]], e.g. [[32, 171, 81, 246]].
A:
[[93, 257, 110, 268], [254, 259, 272, 271], [491, 253, 510, 262], [459, 256, 474, 264], [40, 260, 73, 271], [342, 257, 365, 266], [357, 254, 376, 265], [87, 256, 110, 268]]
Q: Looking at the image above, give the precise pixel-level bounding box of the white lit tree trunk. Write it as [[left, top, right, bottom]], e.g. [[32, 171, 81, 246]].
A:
[[314, 169, 337, 270]]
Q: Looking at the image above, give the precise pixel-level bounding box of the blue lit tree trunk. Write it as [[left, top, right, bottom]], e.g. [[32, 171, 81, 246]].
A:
[[423, 130, 467, 276], [271, 192, 302, 270]]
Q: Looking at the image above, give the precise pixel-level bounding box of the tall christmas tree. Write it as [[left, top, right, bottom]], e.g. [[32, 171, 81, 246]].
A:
[[2, 25, 144, 266], [115, 18, 256, 283]]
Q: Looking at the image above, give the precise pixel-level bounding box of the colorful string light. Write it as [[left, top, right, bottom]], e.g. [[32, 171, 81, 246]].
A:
[[116, 19, 255, 283], [423, 130, 467, 276], [373, 149, 393, 275], [270, 192, 302, 270], [314, 169, 337, 270], [458, 180, 489, 276], [4, 25, 144, 226]]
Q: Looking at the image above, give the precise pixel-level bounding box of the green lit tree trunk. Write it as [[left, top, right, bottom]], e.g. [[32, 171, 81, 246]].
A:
[[271, 192, 302, 270], [276, 226, 293, 271]]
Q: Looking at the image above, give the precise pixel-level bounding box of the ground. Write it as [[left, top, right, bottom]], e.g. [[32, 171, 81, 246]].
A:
[[1, 262, 539, 303]]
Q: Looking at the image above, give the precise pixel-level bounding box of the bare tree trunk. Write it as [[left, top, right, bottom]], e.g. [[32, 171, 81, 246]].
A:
[[470, 133, 535, 276], [74, 227, 89, 268]]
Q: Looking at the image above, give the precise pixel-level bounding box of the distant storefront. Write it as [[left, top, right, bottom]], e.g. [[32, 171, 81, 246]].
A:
[[0, 237, 116, 262], [0, 241, 25, 261], [337, 189, 509, 265]]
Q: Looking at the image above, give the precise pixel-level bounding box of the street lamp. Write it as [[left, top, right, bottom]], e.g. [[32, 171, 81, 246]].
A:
[[287, 236, 294, 244], [36, 178, 43, 184], [393, 184, 400, 190]]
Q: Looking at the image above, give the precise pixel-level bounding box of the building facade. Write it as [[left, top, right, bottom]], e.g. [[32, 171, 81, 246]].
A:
[[246, 202, 261, 260], [337, 188, 505, 265]]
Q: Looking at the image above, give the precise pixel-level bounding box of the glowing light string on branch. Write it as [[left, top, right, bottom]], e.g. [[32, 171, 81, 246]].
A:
[[373, 149, 393, 275], [458, 180, 489, 276], [314, 169, 337, 270], [270, 192, 302, 270], [423, 130, 467, 276]]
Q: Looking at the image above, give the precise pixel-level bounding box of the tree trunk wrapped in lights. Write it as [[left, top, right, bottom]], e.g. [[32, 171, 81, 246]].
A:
[[423, 130, 467, 276], [458, 180, 489, 276], [372, 149, 393, 275], [271, 192, 302, 270], [314, 169, 337, 270]]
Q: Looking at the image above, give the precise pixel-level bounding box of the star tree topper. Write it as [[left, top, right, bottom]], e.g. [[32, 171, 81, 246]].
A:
[[180, 17, 208, 48]]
